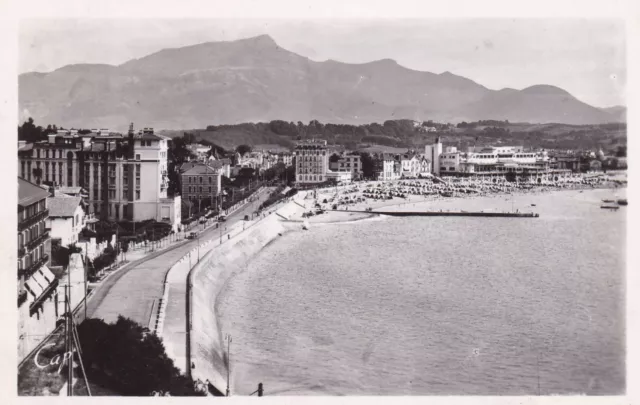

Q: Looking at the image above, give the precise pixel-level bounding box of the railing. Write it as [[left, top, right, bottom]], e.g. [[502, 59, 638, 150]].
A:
[[25, 231, 49, 252], [19, 254, 49, 279], [18, 209, 49, 232]]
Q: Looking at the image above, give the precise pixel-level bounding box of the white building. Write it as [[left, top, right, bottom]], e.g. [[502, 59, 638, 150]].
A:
[[376, 154, 401, 181], [399, 153, 421, 178], [46, 195, 85, 247], [325, 170, 353, 183], [294, 139, 329, 184], [329, 152, 362, 180], [424, 137, 443, 176]]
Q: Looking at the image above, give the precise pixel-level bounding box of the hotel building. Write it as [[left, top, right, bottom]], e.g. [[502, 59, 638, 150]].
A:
[[18, 124, 180, 229], [294, 139, 329, 184]]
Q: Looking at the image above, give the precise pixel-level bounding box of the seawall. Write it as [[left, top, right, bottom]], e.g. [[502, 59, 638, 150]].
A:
[[186, 195, 306, 393]]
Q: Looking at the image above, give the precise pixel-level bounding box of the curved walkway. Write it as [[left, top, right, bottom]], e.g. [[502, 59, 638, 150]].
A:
[[87, 190, 271, 326]]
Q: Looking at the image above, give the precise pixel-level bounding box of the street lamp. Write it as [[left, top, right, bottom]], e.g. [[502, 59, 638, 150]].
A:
[[225, 334, 232, 396]]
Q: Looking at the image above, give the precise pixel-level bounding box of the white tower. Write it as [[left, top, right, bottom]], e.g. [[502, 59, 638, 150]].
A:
[[425, 137, 443, 175]]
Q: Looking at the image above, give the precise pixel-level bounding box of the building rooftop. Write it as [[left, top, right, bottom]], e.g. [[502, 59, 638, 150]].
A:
[[48, 195, 83, 217], [18, 178, 50, 207], [182, 164, 221, 176]]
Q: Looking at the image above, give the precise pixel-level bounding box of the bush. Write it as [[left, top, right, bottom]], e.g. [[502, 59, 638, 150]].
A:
[[91, 243, 118, 274]]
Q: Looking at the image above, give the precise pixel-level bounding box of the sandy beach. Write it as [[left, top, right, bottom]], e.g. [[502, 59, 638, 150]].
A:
[[290, 171, 627, 223]]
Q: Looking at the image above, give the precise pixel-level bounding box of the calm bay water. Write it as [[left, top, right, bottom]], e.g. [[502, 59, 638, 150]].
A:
[[217, 188, 626, 395]]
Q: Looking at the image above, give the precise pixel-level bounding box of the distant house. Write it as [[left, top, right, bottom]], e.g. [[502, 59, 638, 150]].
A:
[[46, 195, 85, 247], [399, 153, 420, 178], [180, 163, 222, 210], [375, 153, 401, 181]]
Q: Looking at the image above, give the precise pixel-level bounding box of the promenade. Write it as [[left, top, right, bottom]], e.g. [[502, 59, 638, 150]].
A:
[[86, 189, 271, 327]]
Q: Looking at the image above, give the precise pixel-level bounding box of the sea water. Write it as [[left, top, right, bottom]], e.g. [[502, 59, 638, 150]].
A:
[[216, 188, 626, 395]]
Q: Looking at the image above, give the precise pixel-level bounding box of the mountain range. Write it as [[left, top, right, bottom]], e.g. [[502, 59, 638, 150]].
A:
[[19, 34, 624, 130]]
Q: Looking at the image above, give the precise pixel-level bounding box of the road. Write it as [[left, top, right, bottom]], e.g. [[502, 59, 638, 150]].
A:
[[85, 188, 272, 326]]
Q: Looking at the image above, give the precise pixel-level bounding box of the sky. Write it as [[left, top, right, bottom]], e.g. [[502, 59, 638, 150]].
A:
[[19, 18, 627, 108]]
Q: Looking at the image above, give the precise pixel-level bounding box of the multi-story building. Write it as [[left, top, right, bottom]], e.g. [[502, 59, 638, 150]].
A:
[[18, 178, 58, 361], [18, 124, 180, 229], [329, 152, 362, 180], [180, 163, 223, 209], [276, 152, 294, 167], [46, 194, 85, 247], [374, 153, 401, 181], [424, 137, 443, 176], [294, 139, 329, 184], [425, 140, 572, 182], [399, 153, 421, 178]]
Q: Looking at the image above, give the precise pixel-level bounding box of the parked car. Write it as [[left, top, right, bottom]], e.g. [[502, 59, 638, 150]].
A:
[[218, 216, 227, 222], [187, 232, 198, 239]]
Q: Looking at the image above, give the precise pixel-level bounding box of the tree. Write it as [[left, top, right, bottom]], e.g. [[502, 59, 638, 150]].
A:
[[181, 199, 194, 220], [616, 145, 627, 157], [235, 144, 252, 157], [359, 152, 376, 179], [329, 153, 341, 163], [18, 117, 46, 142], [76, 316, 204, 396], [32, 167, 43, 184]]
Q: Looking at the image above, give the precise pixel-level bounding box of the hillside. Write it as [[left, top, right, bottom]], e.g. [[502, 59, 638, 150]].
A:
[[19, 35, 623, 129], [158, 119, 626, 155]]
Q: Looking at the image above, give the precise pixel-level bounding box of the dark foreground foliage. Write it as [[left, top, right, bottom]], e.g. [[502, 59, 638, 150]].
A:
[[77, 316, 205, 396]]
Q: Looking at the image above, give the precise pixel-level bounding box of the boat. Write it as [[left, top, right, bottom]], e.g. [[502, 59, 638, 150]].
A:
[[600, 205, 619, 210], [302, 220, 310, 230], [531, 204, 536, 207], [617, 199, 628, 206], [602, 199, 616, 203]]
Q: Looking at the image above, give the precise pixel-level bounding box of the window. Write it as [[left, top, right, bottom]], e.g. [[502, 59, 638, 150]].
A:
[[136, 154, 141, 160], [135, 190, 140, 200], [199, 177, 203, 184]]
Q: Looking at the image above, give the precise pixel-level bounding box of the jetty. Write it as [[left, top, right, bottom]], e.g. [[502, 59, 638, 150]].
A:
[[350, 210, 540, 218]]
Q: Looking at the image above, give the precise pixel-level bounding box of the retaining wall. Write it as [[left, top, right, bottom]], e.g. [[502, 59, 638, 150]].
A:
[[186, 195, 305, 393]]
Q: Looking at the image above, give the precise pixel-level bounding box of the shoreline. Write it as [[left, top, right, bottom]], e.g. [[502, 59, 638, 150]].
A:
[[288, 180, 626, 223]]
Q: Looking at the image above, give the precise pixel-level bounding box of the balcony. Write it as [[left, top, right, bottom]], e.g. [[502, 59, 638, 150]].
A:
[[19, 254, 49, 279], [18, 209, 48, 232], [25, 231, 49, 252]]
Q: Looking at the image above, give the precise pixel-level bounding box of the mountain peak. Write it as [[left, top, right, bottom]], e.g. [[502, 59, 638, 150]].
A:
[[372, 58, 398, 65], [237, 34, 277, 46], [521, 84, 571, 97]]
